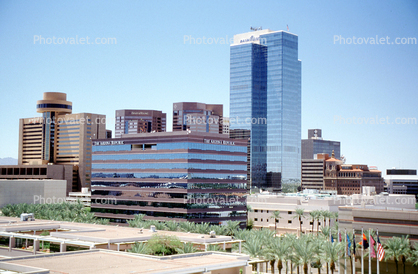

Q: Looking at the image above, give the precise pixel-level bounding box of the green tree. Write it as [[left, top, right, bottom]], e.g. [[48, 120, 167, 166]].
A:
[[128, 242, 151, 254], [266, 237, 291, 274], [384, 236, 411, 274], [271, 211, 281, 236], [309, 210, 320, 234], [176, 242, 197, 254], [322, 241, 345, 274], [293, 234, 316, 274], [293, 208, 305, 235], [225, 220, 240, 236], [147, 234, 182, 256]]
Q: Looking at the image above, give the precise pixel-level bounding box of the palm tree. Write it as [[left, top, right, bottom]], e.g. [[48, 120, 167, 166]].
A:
[[309, 210, 319, 234], [267, 236, 292, 274], [322, 210, 331, 227], [293, 234, 316, 274], [128, 242, 151, 254], [330, 212, 338, 227], [271, 211, 281, 236], [311, 235, 325, 274], [407, 242, 418, 267], [322, 241, 345, 274], [225, 220, 240, 236], [384, 236, 411, 274], [242, 237, 266, 271], [293, 208, 305, 235], [176, 242, 197, 254]]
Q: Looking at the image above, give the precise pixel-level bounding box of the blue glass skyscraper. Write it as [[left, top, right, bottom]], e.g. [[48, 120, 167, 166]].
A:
[[230, 29, 301, 189]]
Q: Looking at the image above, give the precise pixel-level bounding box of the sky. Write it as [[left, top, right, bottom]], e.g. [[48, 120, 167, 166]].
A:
[[0, 0, 417, 174]]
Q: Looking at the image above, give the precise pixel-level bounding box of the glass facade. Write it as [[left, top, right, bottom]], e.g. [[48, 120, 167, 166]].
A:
[[230, 42, 267, 188], [91, 137, 247, 225], [230, 30, 301, 188], [262, 31, 301, 182]]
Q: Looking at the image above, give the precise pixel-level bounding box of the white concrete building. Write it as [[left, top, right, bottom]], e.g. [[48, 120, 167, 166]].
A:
[[0, 179, 66, 208]]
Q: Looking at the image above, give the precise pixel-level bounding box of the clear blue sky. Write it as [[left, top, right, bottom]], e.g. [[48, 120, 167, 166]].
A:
[[1, 0, 417, 173]]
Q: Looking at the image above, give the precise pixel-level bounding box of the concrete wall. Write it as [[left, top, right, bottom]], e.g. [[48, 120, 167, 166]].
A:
[[0, 179, 66, 208]]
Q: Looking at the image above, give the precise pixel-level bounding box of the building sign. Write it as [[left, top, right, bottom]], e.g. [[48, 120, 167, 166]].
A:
[[240, 35, 261, 43], [130, 111, 149, 116], [93, 140, 125, 146], [203, 139, 235, 146]]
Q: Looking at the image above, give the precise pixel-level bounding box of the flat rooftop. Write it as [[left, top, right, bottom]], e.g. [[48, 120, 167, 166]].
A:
[[0, 216, 234, 245], [0, 249, 249, 274]]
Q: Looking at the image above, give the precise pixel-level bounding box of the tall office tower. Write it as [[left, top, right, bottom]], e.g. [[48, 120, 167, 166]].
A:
[[230, 28, 301, 189], [173, 102, 223, 134], [115, 110, 166, 138], [18, 92, 106, 191], [301, 129, 341, 160]]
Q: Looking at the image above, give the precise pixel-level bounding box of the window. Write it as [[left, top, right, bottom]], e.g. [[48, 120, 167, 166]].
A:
[[254, 210, 258, 213], [288, 211, 292, 214], [261, 218, 263, 222], [310, 221, 313, 225], [266, 210, 269, 213], [261, 210, 263, 213], [288, 220, 292, 224], [254, 218, 258, 221]]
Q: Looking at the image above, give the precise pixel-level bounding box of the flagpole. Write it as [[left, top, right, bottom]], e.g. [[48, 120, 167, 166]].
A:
[[338, 228, 341, 273], [353, 229, 355, 274], [361, 227, 364, 274], [330, 228, 332, 274], [345, 229, 347, 274], [377, 229, 380, 274], [369, 229, 371, 274]]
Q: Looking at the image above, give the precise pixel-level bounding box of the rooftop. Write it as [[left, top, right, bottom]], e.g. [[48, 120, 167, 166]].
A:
[[0, 249, 249, 274]]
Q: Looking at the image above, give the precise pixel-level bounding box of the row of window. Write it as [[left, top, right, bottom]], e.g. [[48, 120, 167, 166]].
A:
[[93, 142, 247, 153], [93, 153, 246, 162], [91, 163, 246, 171], [91, 181, 247, 190], [91, 172, 246, 180]]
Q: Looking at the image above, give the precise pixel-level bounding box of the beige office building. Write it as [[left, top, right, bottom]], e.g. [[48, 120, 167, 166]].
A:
[[17, 92, 106, 191]]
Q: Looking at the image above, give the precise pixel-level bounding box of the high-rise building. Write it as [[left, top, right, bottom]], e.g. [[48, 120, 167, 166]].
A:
[[230, 28, 301, 189], [90, 131, 247, 225], [18, 92, 106, 191], [115, 110, 166, 138], [301, 153, 328, 190], [301, 129, 341, 159], [173, 102, 223, 134]]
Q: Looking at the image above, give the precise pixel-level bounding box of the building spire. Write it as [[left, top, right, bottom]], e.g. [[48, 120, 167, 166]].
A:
[[331, 150, 335, 159]]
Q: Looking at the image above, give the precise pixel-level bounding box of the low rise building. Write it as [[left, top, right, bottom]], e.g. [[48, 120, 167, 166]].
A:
[[338, 193, 417, 242], [324, 152, 384, 195], [247, 190, 414, 235], [91, 131, 248, 225]]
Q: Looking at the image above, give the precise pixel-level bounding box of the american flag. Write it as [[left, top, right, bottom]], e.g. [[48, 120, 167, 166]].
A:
[[377, 235, 385, 261]]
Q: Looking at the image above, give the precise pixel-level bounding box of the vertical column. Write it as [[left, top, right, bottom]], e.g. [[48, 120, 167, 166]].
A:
[[9, 236, 15, 251], [60, 242, 67, 253], [33, 239, 40, 254]]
